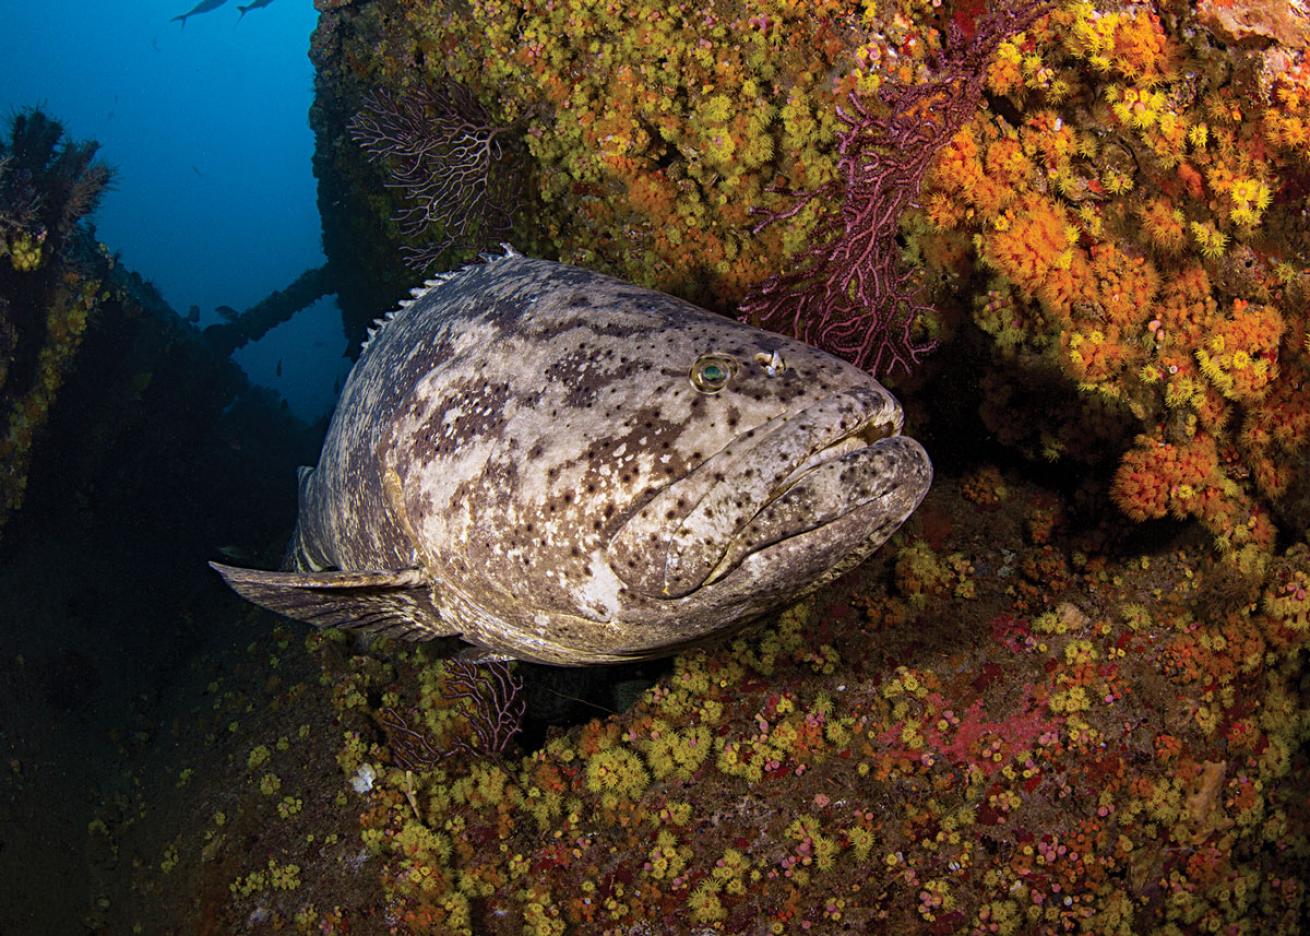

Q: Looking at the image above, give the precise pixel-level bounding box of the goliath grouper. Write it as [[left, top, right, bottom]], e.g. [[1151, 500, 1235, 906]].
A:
[[211, 250, 932, 665]]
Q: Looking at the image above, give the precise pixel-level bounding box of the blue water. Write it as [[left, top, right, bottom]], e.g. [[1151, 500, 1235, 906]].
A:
[[0, 0, 349, 420]]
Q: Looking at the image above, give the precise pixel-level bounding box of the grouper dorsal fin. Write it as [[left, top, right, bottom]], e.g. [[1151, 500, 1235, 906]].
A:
[[209, 562, 455, 641]]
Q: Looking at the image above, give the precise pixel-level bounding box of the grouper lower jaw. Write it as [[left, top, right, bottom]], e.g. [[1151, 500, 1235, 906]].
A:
[[720, 438, 931, 596], [703, 434, 932, 587], [606, 385, 908, 600]]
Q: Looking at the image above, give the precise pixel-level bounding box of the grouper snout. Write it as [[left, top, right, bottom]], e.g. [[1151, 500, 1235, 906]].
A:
[[607, 384, 929, 599]]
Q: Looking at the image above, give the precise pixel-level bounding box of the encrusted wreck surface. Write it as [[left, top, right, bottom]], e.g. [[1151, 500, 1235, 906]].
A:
[[19, 0, 1309, 931]]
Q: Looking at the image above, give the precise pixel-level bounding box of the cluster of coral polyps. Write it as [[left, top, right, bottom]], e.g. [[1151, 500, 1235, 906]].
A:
[[319, 0, 952, 306], [0, 110, 112, 533], [295, 469, 1309, 935], [318, 0, 1310, 562], [0, 271, 102, 526], [913, 1, 1310, 566]]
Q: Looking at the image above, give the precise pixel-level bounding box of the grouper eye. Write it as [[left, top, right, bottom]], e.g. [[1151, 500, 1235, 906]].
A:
[[690, 354, 737, 393]]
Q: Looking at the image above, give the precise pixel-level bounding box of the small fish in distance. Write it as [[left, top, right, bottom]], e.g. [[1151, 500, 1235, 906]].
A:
[[171, 0, 229, 28], [237, 0, 277, 20]]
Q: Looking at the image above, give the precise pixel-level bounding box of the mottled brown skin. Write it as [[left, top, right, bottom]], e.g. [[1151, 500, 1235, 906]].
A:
[[211, 251, 932, 665]]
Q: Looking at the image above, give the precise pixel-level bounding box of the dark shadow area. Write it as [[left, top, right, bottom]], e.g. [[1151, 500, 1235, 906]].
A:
[[0, 141, 320, 928], [515, 658, 675, 752]]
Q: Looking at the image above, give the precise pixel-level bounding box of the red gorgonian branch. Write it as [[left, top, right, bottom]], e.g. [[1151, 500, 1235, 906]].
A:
[[739, 0, 1053, 377]]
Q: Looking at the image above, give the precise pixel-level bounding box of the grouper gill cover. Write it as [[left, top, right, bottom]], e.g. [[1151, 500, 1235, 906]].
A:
[[212, 250, 932, 664]]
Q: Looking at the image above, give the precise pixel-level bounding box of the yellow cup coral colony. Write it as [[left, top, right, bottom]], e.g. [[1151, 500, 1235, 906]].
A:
[[290, 507, 1310, 933], [0, 273, 102, 526], [202, 2, 1310, 932], [0, 111, 113, 536], [911, 2, 1310, 563], [333, 0, 1310, 562], [341, 0, 916, 305]]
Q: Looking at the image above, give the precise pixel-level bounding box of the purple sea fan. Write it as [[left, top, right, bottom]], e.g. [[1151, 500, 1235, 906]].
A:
[[740, 0, 1053, 377], [442, 657, 526, 756], [378, 658, 526, 769], [349, 82, 523, 270]]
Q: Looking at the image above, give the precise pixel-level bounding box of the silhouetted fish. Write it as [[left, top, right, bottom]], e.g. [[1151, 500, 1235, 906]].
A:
[[171, 0, 229, 27], [186, 304, 201, 323], [237, 0, 276, 20], [215, 304, 240, 322], [276, 359, 283, 378], [216, 544, 257, 563], [211, 249, 933, 665]]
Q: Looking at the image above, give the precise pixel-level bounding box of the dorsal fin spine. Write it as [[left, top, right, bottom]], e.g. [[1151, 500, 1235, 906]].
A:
[[362, 244, 524, 353]]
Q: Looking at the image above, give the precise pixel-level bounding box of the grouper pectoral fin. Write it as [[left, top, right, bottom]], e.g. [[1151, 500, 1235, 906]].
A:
[[208, 562, 455, 641]]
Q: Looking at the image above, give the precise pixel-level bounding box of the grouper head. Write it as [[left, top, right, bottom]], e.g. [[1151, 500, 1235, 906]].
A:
[[570, 317, 931, 658], [606, 365, 920, 602]]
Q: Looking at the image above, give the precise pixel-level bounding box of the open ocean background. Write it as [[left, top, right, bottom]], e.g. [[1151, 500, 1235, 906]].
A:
[[0, 0, 348, 421]]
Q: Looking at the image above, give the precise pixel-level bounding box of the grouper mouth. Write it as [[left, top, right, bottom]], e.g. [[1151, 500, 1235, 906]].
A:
[[608, 385, 930, 599]]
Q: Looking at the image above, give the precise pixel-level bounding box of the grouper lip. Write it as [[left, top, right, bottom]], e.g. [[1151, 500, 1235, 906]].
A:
[[606, 385, 905, 599]]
